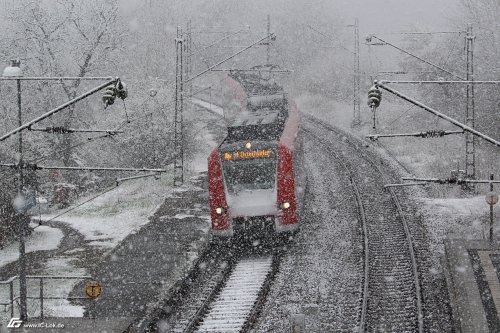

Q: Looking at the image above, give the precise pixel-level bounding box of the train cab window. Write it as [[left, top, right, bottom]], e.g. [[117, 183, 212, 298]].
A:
[[222, 158, 276, 193]]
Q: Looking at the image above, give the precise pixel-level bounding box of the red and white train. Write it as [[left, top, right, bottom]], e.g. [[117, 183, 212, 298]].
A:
[[208, 75, 305, 239]]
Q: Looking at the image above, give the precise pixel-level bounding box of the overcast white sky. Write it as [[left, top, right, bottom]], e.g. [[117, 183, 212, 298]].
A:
[[337, 0, 460, 34]]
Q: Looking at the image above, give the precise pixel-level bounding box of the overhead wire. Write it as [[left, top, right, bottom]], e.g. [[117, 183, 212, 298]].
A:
[[32, 184, 118, 226]]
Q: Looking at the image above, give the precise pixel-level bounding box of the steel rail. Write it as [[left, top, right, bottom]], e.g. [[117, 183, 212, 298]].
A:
[[301, 126, 370, 333], [303, 114, 424, 333], [128, 241, 220, 332], [241, 253, 283, 332], [386, 187, 424, 332], [182, 259, 235, 333], [192, 256, 274, 333]]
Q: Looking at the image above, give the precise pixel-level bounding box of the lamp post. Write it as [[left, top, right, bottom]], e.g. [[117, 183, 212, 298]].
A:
[[3, 59, 27, 320]]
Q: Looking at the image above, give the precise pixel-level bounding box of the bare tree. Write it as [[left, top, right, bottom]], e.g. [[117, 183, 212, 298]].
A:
[[6, 0, 126, 169]]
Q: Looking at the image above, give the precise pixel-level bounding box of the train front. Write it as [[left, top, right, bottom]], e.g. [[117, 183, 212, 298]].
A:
[[208, 139, 297, 239]]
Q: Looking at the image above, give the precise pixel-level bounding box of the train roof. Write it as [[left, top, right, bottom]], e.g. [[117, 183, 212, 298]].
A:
[[222, 68, 292, 144], [224, 108, 287, 143]]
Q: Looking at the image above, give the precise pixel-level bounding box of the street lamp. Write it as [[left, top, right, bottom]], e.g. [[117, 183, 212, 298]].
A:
[[3, 59, 28, 320]]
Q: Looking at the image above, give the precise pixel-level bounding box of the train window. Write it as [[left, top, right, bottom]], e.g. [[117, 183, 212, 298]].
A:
[[222, 158, 276, 192]]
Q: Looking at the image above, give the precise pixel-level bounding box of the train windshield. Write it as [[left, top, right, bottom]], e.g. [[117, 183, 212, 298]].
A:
[[222, 158, 277, 193]]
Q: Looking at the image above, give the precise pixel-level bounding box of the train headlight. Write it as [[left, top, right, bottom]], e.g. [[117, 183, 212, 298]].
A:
[[215, 207, 225, 215], [280, 201, 291, 209]]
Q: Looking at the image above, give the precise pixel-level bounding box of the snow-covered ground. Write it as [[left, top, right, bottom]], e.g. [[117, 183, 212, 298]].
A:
[[0, 103, 221, 321], [36, 175, 174, 249], [0, 225, 63, 268], [419, 196, 500, 254], [0, 176, 175, 320], [297, 93, 500, 286]]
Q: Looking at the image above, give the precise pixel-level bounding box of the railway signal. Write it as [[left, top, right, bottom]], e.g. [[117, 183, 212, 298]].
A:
[[367, 85, 382, 108], [102, 80, 128, 109], [367, 84, 382, 129]]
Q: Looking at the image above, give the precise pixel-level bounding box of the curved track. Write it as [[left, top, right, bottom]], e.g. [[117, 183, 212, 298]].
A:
[[303, 115, 423, 332]]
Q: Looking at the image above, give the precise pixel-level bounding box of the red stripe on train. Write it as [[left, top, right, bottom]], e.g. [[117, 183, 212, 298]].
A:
[[208, 148, 231, 230], [277, 143, 297, 225]]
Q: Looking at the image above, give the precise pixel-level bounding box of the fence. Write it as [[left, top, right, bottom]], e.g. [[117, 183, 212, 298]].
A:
[[0, 275, 92, 319]]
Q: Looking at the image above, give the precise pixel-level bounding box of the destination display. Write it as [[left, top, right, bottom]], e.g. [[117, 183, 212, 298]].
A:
[[223, 149, 273, 161]]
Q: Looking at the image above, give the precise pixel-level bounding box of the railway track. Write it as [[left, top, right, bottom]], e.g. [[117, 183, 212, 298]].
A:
[[194, 256, 273, 332], [303, 114, 423, 332], [139, 244, 282, 333]]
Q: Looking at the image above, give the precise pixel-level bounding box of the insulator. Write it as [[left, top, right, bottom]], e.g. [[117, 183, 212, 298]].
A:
[[116, 81, 128, 100], [367, 86, 382, 108], [368, 96, 381, 108], [51, 126, 68, 134], [102, 86, 117, 107]]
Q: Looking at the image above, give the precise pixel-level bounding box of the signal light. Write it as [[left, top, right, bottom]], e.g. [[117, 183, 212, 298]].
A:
[[215, 207, 225, 215]]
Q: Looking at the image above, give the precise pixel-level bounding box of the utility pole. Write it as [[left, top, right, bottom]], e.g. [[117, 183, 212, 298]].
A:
[[465, 24, 475, 180], [3, 59, 28, 321], [266, 15, 271, 65], [173, 27, 185, 186], [352, 18, 361, 127], [185, 20, 192, 115]]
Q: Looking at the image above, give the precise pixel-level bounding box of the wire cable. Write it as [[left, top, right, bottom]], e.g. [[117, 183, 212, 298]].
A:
[[32, 184, 118, 225]]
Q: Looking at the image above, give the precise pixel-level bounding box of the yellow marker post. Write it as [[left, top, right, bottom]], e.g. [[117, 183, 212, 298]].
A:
[[85, 281, 102, 299], [85, 280, 102, 320]]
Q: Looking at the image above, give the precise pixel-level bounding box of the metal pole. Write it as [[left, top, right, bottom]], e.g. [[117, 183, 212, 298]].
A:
[[0, 164, 168, 173], [186, 33, 275, 83], [173, 27, 185, 186], [0, 76, 114, 81], [10, 281, 14, 318], [379, 80, 500, 85], [371, 105, 376, 130], [40, 278, 44, 319], [376, 82, 500, 147], [267, 15, 271, 64], [490, 174, 494, 244], [16, 77, 28, 321], [384, 182, 428, 188], [465, 24, 476, 180], [366, 130, 464, 140], [0, 78, 117, 142], [369, 35, 464, 80], [352, 18, 361, 127]]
